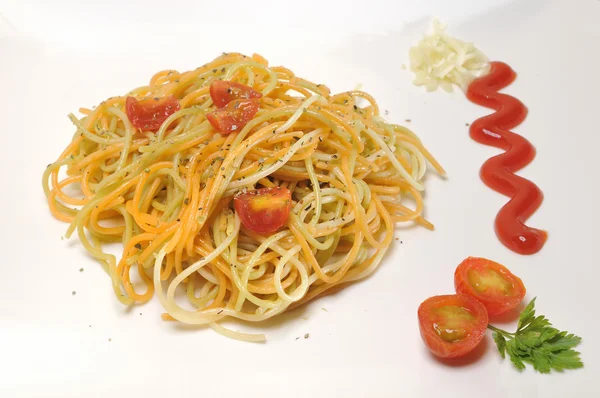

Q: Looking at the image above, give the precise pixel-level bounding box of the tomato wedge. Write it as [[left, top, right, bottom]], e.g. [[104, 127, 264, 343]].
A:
[[454, 257, 526, 316], [207, 98, 260, 134], [418, 294, 488, 359], [233, 187, 292, 234], [210, 80, 262, 108], [125, 96, 180, 132]]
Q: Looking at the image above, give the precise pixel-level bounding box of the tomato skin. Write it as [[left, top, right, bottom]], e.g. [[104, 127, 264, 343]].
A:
[[207, 98, 260, 134], [210, 80, 262, 108], [418, 294, 488, 359], [125, 96, 180, 132], [454, 257, 526, 316], [233, 187, 292, 234]]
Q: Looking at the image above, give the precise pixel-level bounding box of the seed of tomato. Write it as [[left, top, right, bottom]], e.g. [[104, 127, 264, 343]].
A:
[[418, 294, 488, 359], [233, 187, 292, 234], [454, 257, 526, 316]]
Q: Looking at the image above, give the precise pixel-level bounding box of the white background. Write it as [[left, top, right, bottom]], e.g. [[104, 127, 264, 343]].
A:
[[1, 0, 599, 396]]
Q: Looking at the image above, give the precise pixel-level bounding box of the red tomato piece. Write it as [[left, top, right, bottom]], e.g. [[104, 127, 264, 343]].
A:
[[125, 96, 180, 132], [233, 187, 292, 234], [206, 98, 260, 134], [418, 294, 488, 359], [454, 257, 526, 316], [210, 80, 262, 108]]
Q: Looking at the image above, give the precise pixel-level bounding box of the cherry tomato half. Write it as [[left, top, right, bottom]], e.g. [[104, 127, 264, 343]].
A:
[[125, 96, 180, 132], [210, 80, 262, 108], [454, 257, 526, 317], [206, 98, 260, 135], [418, 294, 489, 359], [233, 187, 292, 234]]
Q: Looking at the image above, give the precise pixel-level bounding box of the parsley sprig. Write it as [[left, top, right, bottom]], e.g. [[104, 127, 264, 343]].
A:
[[487, 298, 583, 373]]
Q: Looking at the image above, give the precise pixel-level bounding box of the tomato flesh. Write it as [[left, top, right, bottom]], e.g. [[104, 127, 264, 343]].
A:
[[454, 257, 526, 316], [418, 294, 488, 359], [210, 80, 262, 108], [125, 96, 180, 132], [233, 187, 292, 234], [207, 98, 260, 135]]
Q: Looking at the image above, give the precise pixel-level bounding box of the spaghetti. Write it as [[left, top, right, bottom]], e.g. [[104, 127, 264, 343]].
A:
[[42, 53, 444, 341]]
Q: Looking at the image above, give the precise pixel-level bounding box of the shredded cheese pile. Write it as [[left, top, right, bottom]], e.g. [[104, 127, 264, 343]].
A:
[[409, 20, 489, 92]]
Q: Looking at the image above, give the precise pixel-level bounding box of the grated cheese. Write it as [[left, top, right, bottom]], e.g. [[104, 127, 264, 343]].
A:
[[409, 20, 490, 92]]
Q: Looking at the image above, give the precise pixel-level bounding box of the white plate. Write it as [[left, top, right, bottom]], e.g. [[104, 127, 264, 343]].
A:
[[1, 0, 599, 397]]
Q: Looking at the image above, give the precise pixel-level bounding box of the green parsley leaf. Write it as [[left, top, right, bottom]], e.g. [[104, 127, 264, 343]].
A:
[[506, 340, 527, 371], [547, 349, 584, 371], [541, 332, 582, 353], [538, 327, 560, 343], [489, 297, 583, 373], [532, 350, 552, 373], [521, 315, 551, 333], [492, 332, 506, 359], [517, 297, 537, 331], [516, 330, 542, 349]]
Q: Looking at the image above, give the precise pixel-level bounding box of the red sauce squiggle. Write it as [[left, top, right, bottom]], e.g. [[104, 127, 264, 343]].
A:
[[466, 61, 547, 255]]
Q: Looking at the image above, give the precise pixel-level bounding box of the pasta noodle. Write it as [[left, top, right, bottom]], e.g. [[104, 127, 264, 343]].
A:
[[42, 53, 444, 341]]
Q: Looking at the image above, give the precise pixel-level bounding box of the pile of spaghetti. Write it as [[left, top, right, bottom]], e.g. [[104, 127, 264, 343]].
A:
[[43, 53, 444, 341]]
